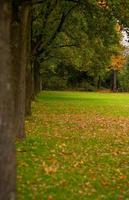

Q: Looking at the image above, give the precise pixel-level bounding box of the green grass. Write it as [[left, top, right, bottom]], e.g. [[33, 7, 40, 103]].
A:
[[17, 91, 129, 200]]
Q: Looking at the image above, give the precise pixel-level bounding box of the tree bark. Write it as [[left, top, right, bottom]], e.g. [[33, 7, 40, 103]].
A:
[[11, 1, 31, 138], [0, 1, 16, 199], [113, 70, 117, 92], [34, 59, 41, 96], [97, 75, 101, 89], [25, 66, 33, 116], [25, 10, 33, 116], [18, 4, 31, 137]]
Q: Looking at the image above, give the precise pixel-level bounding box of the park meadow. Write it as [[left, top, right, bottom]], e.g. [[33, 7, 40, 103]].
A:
[[17, 91, 129, 200]]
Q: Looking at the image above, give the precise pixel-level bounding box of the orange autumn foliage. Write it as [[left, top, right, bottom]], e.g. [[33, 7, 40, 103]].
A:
[[97, 0, 108, 8], [110, 55, 126, 71], [115, 23, 122, 32]]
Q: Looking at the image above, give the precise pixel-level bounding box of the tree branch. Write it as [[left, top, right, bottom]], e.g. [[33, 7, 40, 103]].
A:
[[52, 44, 79, 49], [37, 4, 78, 55]]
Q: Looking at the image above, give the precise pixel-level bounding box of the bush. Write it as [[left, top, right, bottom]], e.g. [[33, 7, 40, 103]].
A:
[[78, 81, 97, 91], [46, 76, 67, 90], [118, 67, 129, 92]]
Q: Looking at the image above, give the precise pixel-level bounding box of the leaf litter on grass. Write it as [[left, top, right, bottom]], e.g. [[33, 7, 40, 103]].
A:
[[17, 92, 129, 200]]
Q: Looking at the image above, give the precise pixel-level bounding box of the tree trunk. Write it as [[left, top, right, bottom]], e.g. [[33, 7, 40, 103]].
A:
[[25, 11, 33, 116], [19, 4, 31, 137], [25, 66, 33, 116], [11, 1, 31, 138], [34, 59, 41, 96], [0, 1, 16, 199], [113, 70, 117, 92], [97, 75, 101, 89]]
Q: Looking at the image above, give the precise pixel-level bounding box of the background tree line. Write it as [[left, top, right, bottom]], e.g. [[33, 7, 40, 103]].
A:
[[32, 0, 129, 93], [0, 0, 129, 199]]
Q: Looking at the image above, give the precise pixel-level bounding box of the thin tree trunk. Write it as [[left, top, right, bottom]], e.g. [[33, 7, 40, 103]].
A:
[[113, 70, 117, 92], [31, 63, 36, 100], [0, 1, 16, 199], [97, 75, 101, 89], [34, 59, 41, 96], [26, 66, 33, 116]]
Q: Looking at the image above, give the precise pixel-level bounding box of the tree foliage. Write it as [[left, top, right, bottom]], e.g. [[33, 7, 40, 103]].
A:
[[31, 0, 129, 92]]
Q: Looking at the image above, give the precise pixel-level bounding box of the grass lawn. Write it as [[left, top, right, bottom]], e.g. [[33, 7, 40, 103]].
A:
[[17, 91, 129, 200]]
